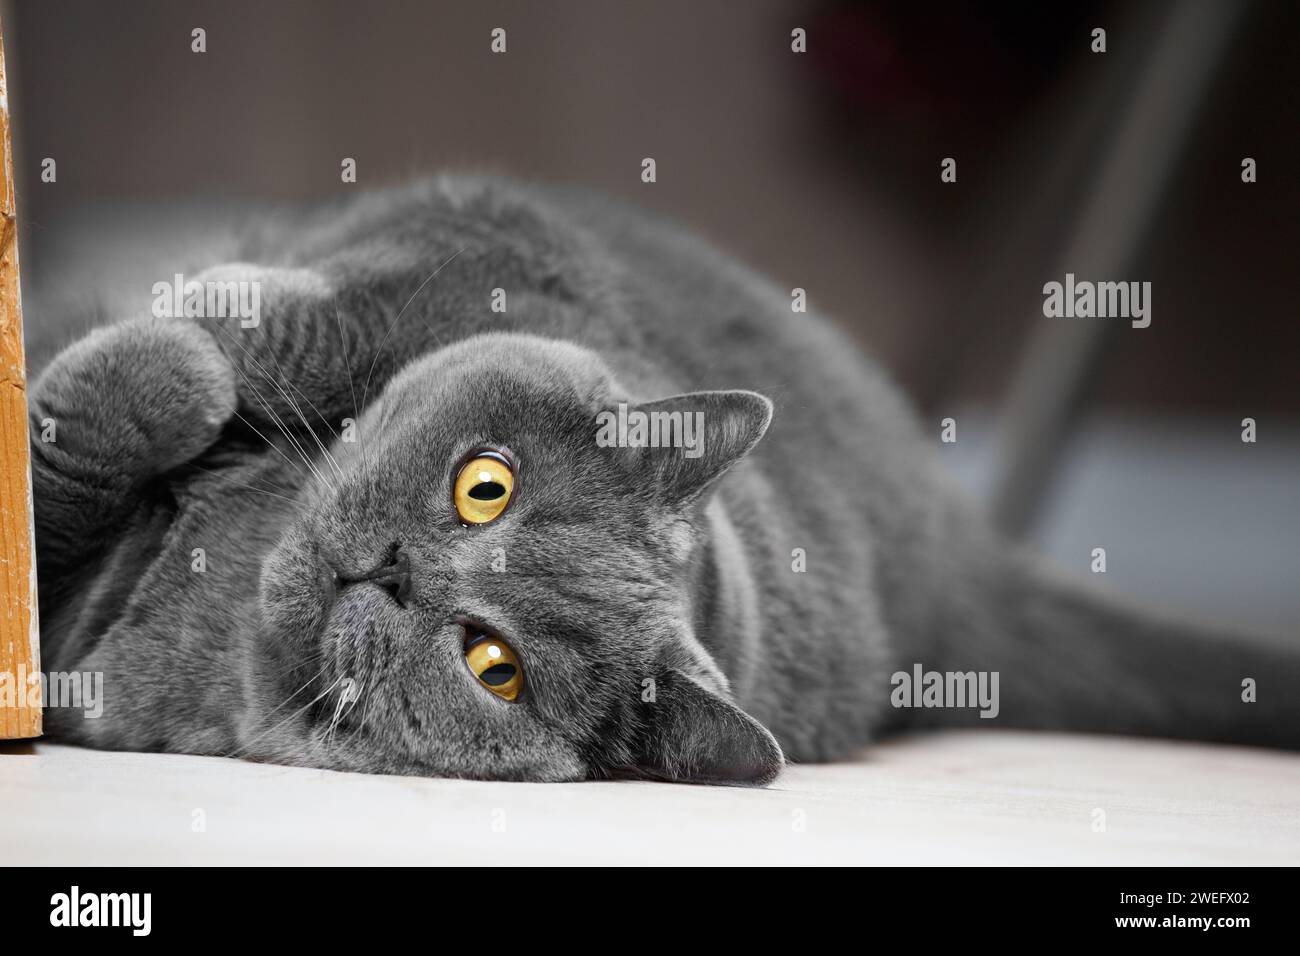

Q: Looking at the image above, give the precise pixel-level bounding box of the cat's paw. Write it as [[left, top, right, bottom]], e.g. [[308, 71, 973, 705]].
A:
[[32, 316, 238, 475]]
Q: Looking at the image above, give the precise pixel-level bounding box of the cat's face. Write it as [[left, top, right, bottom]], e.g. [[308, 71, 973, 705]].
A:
[[250, 333, 782, 785]]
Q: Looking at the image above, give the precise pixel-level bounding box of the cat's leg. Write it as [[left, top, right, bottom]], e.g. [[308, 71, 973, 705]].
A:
[[181, 254, 493, 439], [179, 263, 413, 440], [29, 316, 237, 582], [180, 264, 357, 436], [28, 260, 415, 573]]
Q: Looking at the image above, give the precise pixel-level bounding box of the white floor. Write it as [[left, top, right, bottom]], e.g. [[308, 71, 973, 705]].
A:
[[3, 731, 1296, 865]]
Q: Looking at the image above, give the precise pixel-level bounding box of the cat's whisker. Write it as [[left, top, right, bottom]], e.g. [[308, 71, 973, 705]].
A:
[[322, 680, 364, 749], [359, 247, 464, 410], [236, 329, 349, 483], [322, 688, 348, 748], [240, 388, 330, 489], [250, 391, 334, 490], [260, 648, 327, 683], [230, 674, 343, 760], [237, 357, 340, 487], [236, 661, 328, 735], [211, 326, 339, 490], [229, 409, 313, 480], [333, 298, 362, 431], [211, 335, 319, 478], [225, 376, 315, 478], [185, 462, 300, 504]]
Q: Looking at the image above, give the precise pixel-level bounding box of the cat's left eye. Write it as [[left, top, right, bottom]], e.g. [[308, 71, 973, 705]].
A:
[[453, 451, 514, 524], [465, 632, 524, 701]]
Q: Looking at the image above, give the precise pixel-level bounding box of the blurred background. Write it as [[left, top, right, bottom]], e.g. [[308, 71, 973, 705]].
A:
[[4, 0, 1298, 634]]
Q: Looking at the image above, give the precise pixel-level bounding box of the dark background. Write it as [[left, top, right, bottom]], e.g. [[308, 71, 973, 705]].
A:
[[6, 0, 1298, 415]]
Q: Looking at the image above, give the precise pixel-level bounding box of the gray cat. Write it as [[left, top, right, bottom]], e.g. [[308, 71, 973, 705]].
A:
[[28, 176, 1299, 784]]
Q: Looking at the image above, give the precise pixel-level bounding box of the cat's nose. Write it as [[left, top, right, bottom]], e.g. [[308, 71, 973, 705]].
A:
[[335, 544, 412, 608]]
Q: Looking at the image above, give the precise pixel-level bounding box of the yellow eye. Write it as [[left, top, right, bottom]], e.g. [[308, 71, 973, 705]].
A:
[[453, 452, 514, 524], [465, 632, 523, 701]]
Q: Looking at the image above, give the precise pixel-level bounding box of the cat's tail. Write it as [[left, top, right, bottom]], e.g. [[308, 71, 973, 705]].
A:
[[912, 520, 1300, 750]]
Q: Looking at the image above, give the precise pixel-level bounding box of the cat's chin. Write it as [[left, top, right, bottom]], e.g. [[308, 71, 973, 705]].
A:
[[238, 721, 590, 783]]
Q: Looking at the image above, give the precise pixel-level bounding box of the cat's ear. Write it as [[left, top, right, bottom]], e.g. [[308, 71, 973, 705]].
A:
[[606, 389, 773, 504], [634, 667, 784, 786]]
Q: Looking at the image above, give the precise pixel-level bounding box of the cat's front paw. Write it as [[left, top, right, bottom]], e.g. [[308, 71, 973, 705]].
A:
[[32, 316, 238, 475]]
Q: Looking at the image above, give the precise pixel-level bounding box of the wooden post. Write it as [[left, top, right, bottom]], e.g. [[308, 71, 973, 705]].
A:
[[0, 16, 41, 740]]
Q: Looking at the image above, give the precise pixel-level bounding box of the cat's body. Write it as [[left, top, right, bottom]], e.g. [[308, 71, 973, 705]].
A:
[[29, 177, 1300, 783]]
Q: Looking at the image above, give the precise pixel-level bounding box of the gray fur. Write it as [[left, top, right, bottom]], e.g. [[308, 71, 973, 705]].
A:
[[29, 176, 1300, 785]]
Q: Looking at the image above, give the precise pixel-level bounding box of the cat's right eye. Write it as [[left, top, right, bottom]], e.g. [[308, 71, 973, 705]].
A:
[[453, 451, 514, 524]]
